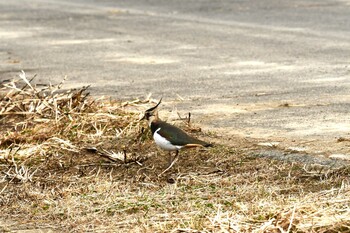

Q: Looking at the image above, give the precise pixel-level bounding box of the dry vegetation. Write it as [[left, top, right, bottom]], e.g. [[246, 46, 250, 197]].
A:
[[1, 72, 350, 232]]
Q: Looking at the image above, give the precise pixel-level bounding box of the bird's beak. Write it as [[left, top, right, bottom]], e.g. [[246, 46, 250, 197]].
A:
[[139, 113, 146, 122]]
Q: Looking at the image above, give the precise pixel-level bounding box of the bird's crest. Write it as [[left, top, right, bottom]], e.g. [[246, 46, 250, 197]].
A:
[[145, 97, 162, 113], [141, 98, 162, 124]]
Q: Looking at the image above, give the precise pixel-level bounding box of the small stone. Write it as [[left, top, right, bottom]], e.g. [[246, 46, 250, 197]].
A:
[[257, 142, 279, 147], [288, 147, 307, 152], [167, 176, 176, 184]]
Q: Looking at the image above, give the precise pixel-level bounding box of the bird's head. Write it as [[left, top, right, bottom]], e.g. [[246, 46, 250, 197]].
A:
[[140, 98, 162, 125]]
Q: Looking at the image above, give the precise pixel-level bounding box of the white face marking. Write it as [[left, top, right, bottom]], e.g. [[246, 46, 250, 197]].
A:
[[153, 128, 183, 151]]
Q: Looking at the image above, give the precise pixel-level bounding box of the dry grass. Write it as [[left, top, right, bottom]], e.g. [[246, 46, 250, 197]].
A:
[[1, 72, 350, 232]]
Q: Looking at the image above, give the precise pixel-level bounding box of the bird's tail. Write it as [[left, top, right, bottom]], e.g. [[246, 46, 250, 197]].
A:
[[196, 139, 213, 148]]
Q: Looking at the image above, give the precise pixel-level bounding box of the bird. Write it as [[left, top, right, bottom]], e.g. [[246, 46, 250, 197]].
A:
[[141, 98, 212, 173]]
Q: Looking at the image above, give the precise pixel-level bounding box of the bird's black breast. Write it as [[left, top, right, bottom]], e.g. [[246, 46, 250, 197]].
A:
[[150, 121, 161, 135]]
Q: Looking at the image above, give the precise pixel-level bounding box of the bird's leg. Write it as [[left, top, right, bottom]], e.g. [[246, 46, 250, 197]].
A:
[[173, 150, 179, 162], [168, 151, 173, 165], [159, 151, 179, 176], [167, 150, 179, 167]]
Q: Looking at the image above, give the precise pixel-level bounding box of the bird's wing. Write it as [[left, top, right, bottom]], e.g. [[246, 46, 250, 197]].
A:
[[156, 121, 210, 147]]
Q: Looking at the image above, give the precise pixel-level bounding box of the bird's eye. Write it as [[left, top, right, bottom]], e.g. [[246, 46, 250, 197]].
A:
[[144, 112, 151, 118]]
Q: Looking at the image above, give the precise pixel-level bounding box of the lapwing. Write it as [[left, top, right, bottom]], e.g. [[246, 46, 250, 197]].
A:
[[141, 98, 211, 172]]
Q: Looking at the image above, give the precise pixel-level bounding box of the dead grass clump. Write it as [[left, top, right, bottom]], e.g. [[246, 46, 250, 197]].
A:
[[0, 71, 148, 164], [1, 71, 350, 232]]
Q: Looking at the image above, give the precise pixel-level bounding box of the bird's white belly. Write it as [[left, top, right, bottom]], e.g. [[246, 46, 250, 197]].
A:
[[153, 128, 183, 151]]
